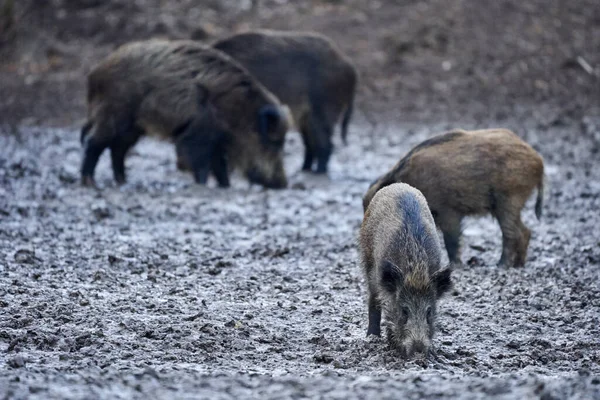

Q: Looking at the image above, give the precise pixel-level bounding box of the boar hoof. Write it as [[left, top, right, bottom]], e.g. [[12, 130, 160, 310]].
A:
[[366, 327, 381, 337], [81, 176, 97, 188], [176, 159, 190, 172]]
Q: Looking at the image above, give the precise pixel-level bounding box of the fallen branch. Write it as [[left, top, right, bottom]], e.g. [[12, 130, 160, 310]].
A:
[[576, 56, 595, 76]]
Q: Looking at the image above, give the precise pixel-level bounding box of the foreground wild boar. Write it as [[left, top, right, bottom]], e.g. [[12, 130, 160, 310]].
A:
[[360, 183, 453, 357], [208, 30, 358, 174], [81, 39, 290, 189], [363, 129, 545, 268]]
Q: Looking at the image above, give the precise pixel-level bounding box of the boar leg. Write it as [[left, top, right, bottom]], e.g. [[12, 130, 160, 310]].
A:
[[367, 288, 382, 336], [494, 200, 523, 267], [314, 126, 333, 174], [437, 211, 462, 264], [81, 127, 110, 187], [110, 128, 142, 185], [299, 116, 315, 171], [310, 106, 334, 174], [514, 219, 531, 268], [315, 139, 333, 174], [210, 146, 230, 188], [497, 230, 516, 268], [176, 133, 214, 185], [363, 256, 382, 336], [175, 144, 191, 172]]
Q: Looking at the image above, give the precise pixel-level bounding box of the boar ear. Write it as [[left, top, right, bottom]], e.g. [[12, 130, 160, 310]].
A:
[[380, 260, 403, 293], [258, 104, 282, 142], [195, 83, 227, 128], [432, 265, 453, 298], [195, 83, 211, 107]]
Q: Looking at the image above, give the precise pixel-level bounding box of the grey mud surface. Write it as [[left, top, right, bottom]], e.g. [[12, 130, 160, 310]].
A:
[[1, 116, 599, 399]]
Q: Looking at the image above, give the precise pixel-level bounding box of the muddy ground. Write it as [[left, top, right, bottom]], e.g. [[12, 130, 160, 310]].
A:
[[0, 112, 599, 398], [1, 0, 600, 398]]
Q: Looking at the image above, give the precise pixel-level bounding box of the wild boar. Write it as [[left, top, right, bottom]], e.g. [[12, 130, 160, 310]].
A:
[[199, 29, 357, 174], [80, 39, 290, 189], [363, 129, 545, 268], [360, 183, 453, 357]]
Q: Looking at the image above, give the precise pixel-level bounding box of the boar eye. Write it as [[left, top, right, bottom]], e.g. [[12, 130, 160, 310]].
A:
[[401, 306, 410, 321], [426, 306, 433, 323]]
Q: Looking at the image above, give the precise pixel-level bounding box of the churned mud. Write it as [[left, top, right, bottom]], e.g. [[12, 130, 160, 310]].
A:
[[1, 114, 599, 399], [0, 0, 598, 398]]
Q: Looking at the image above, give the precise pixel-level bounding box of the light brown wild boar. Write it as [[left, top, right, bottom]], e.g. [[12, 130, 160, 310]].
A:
[[178, 29, 357, 174], [360, 183, 453, 358], [363, 129, 545, 268], [80, 39, 290, 189]]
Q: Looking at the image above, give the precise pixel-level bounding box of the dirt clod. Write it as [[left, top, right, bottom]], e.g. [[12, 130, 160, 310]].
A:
[[7, 355, 25, 369]]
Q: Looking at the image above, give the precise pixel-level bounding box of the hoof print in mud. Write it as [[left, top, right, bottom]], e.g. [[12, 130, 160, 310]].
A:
[[313, 353, 335, 364], [91, 201, 112, 220], [7, 355, 26, 369], [13, 249, 41, 264]]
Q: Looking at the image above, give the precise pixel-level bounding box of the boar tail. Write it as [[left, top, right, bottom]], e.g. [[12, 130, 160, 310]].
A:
[[340, 96, 354, 146], [535, 178, 544, 220]]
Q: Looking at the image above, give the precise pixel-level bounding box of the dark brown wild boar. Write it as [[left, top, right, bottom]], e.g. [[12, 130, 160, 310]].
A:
[[360, 183, 453, 358], [363, 129, 545, 268], [184, 29, 357, 174], [80, 39, 290, 189]]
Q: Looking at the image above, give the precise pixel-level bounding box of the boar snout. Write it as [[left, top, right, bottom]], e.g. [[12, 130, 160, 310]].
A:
[[246, 166, 287, 189], [403, 336, 431, 359], [389, 313, 433, 359], [412, 340, 429, 355]]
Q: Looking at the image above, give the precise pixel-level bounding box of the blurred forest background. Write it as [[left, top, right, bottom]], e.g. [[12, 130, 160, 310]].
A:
[[0, 0, 598, 130]]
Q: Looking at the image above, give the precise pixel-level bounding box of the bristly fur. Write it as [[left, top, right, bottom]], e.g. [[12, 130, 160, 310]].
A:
[[363, 130, 466, 210]]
